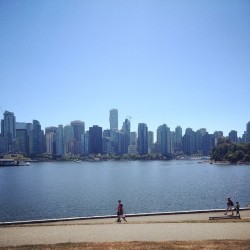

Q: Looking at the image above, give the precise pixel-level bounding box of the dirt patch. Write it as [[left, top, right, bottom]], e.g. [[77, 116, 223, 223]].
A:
[[2, 240, 250, 250]]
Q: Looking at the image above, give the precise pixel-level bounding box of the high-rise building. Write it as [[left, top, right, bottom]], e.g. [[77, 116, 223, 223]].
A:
[[56, 125, 64, 156], [148, 131, 154, 153], [229, 130, 238, 143], [174, 126, 182, 152], [71, 120, 85, 154], [45, 127, 57, 154], [64, 125, 74, 154], [84, 131, 89, 155], [182, 128, 196, 155], [130, 132, 137, 145], [109, 109, 118, 131], [2, 111, 16, 153], [246, 121, 250, 142], [46, 132, 56, 154], [116, 131, 126, 155], [15, 122, 28, 155], [202, 132, 214, 155], [89, 125, 102, 154], [137, 123, 148, 155], [16, 128, 28, 155], [30, 120, 43, 155], [156, 124, 171, 156], [102, 129, 116, 154], [122, 118, 130, 154], [195, 128, 206, 153]]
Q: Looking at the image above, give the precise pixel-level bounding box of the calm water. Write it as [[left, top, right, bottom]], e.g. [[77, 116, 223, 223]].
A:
[[0, 160, 250, 222]]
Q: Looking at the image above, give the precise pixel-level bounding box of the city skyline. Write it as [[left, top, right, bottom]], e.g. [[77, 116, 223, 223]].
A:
[[1, 108, 249, 139], [1, 109, 249, 157], [1, 1, 250, 136]]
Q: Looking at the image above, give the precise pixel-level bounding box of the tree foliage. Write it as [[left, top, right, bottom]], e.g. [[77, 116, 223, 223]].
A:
[[211, 138, 250, 163]]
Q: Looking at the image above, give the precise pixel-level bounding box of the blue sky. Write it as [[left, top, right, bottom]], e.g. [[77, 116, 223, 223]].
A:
[[1, 0, 250, 137]]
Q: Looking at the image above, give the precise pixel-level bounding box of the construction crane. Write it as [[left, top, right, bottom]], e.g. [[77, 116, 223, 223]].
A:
[[0, 106, 4, 114], [126, 116, 132, 122]]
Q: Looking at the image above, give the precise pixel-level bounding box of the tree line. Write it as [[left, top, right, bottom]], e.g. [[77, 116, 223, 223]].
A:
[[211, 138, 250, 163]]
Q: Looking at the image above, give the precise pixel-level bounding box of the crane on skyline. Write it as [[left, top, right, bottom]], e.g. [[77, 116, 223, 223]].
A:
[[126, 116, 132, 122]]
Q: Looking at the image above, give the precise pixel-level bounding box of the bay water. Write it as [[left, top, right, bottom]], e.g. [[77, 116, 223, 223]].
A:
[[0, 160, 249, 222]]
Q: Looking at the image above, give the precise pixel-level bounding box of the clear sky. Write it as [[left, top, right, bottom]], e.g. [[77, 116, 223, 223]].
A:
[[1, 0, 250, 137]]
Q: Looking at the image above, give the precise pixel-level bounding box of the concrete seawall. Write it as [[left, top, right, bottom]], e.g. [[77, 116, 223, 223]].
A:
[[1, 207, 250, 226]]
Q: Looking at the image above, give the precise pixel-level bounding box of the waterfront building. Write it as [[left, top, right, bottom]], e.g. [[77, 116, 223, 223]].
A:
[[45, 126, 57, 134], [148, 131, 154, 153], [16, 128, 28, 155], [116, 131, 126, 155], [195, 128, 206, 154], [16, 122, 27, 130], [156, 124, 171, 156], [45, 127, 57, 155], [16, 122, 29, 155], [130, 132, 137, 146], [182, 128, 196, 155], [2, 111, 16, 153], [26, 123, 33, 155], [71, 120, 85, 154], [109, 109, 118, 131], [63, 125, 74, 154], [246, 121, 250, 142], [229, 130, 238, 143], [213, 131, 224, 145], [202, 132, 214, 155], [122, 118, 130, 154], [173, 126, 182, 152], [29, 120, 43, 155], [0, 135, 7, 154], [84, 131, 89, 155], [102, 129, 116, 154], [137, 123, 148, 155], [128, 144, 137, 154], [46, 132, 56, 154], [89, 125, 102, 154], [56, 125, 64, 156]]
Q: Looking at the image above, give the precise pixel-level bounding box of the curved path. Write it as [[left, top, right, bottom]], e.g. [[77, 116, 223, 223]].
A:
[[1, 210, 250, 247]]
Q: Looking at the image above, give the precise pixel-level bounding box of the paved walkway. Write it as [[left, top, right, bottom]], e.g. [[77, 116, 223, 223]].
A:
[[1, 210, 250, 247]]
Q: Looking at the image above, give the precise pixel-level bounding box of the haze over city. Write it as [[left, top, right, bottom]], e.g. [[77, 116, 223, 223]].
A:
[[1, 1, 250, 135]]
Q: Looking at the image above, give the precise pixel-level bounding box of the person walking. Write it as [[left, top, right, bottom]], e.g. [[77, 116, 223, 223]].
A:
[[116, 200, 122, 222], [224, 197, 234, 215], [116, 200, 127, 222], [119, 203, 127, 222], [235, 201, 241, 219]]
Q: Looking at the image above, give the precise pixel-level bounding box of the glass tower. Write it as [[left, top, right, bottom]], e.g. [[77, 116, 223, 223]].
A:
[[109, 109, 118, 131]]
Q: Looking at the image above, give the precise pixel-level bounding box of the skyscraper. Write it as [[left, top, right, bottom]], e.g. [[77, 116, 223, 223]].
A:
[[202, 132, 214, 155], [246, 121, 250, 142], [71, 120, 85, 154], [229, 130, 238, 143], [30, 120, 43, 155], [64, 125, 74, 154], [182, 128, 196, 155], [46, 132, 56, 154], [157, 124, 171, 156], [16, 128, 28, 155], [89, 125, 102, 154], [148, 131, 154, 153], [174, 126, 182, 152], [2, 111, 16, 153], [45, 127, 57, 154], [56, 125, 64, 156], [122, 118, 130, 154], [137, 123, 148, 155], [109, 109, 118, 131]]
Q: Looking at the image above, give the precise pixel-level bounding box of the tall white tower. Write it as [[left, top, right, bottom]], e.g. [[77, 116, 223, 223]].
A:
[[109, 109, 118, 131]]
